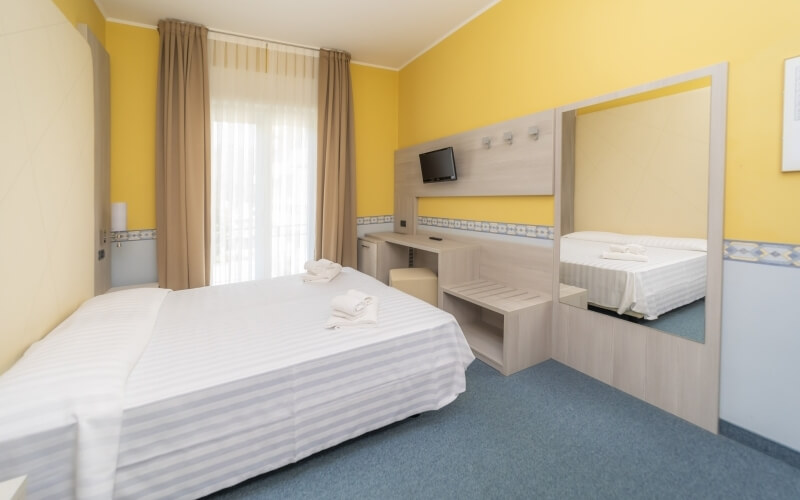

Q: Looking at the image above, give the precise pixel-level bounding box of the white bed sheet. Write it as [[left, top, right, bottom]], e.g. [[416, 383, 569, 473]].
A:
[[560, 238, 706, 319], [114, 268, 473, 499], [0, 269, 473, 500], [0, 288, 171, 499]]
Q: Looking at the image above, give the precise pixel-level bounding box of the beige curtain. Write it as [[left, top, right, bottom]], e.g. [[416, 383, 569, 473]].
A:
[[156, 20, 211, 290], [316, 49, 357, 267]]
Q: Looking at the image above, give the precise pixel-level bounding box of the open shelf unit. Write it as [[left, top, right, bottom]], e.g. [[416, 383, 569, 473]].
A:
[[442, 280, 552, 375]]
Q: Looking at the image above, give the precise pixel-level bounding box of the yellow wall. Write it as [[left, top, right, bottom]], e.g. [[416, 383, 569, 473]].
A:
[[574, 87, 710, 239], [399, 0, 800, 244], [418, 196, 553, 225], [50, 0, 105, 44], [106, 22, 159, 230], [351, 64, 398, 217]]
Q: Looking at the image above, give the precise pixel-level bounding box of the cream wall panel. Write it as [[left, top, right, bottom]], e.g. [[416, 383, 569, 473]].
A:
[[0, 0, 65, 36], [0, 0, 94, 372], [574, 88, 709, 239], [0, 170, 51, 365], [0, 42, 28, 202]]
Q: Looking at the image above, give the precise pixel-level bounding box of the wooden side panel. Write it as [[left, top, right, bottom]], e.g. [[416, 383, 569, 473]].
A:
[[612, 319, 647, 400], [478, 240, 552, 293], [564, 307, 614, 386], [553, 64, 727, 433], [559, 110, 576, 236], [645, 330, 681, 416], [79, 25, 111, 296], [395, 109, 555, 234]]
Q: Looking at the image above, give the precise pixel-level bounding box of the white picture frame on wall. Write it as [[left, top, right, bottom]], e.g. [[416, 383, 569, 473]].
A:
[[782, 55, 800, 172]]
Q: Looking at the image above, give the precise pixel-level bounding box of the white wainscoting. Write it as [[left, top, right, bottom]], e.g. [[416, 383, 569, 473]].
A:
[[720, 259, 800, 453]]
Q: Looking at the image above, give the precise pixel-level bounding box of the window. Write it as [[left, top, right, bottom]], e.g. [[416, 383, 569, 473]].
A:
[[208, 35, 318, 284]]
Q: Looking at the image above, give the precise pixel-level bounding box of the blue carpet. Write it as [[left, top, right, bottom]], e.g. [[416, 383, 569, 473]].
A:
[[207, 360, 800, 499], [588, 299, 705, 343]]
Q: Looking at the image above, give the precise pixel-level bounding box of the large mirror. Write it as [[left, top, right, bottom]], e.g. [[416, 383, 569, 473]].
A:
[[559, 77, 713, 343]]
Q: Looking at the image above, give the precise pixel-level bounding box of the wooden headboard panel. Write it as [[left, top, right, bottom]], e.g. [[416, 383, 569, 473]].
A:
[[394, 109, 555, 234], [0, 0, 95, 372]]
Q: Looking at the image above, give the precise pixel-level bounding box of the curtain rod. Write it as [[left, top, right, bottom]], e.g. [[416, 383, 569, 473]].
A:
[[162, 19, 349, 55], [208, 29, 349, 55]]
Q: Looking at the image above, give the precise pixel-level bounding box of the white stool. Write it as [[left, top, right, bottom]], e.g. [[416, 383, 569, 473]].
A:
[[389, 268, 438, 307]]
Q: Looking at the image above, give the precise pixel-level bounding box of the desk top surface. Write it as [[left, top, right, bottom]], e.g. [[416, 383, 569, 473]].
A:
[[366, 232, 478, 253]]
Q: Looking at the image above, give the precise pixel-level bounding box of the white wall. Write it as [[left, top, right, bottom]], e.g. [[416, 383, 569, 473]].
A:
[[720, 259, 800, 452], [0, 0, 95, 371]]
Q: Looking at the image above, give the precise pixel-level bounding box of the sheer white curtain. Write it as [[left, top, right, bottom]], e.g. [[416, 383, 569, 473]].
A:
[[208, 34, 318, 284]]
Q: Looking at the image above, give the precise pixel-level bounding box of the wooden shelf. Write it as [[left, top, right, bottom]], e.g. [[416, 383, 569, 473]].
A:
[[459, 320, 503, 368], [443, 280, 550, 314], [442, 279, 552, 376]]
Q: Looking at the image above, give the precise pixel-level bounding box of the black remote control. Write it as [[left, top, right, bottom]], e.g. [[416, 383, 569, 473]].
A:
[[429, 236, 443, 241]]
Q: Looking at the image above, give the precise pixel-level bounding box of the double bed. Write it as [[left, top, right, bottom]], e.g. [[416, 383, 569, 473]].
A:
[[0, 269, 474, 499], [560, 231, 707, 320]]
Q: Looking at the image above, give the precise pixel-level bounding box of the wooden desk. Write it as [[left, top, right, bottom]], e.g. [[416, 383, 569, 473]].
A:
[[365, 232, 479, 307]]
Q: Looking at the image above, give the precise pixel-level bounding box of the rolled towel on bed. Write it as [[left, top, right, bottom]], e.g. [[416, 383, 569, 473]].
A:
[[601, 251, 649, 262], [609, 243, 647, 255], [326, 298, 379, 329], [331, 294, 368, 317], [302, 261, 342, 283], [346, 289, 374, 305], [304, 258, 335, 275]]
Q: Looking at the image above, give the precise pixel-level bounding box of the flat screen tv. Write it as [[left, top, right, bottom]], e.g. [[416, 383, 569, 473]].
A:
[[419, 147, 457, 183]]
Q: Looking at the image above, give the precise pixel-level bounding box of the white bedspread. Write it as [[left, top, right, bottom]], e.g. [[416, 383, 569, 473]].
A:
[[0, 288, 170, 499], [560, 236, 706, 319], [114, 269, 473, 499], [0, 269, 473, 499]]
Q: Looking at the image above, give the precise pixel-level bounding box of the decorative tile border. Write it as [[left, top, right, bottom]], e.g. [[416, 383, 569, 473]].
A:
[[418, 216, 554, 240], [724, 240, 800, 268], [356, 215, 394, 225], [112, 229, 157, 242]]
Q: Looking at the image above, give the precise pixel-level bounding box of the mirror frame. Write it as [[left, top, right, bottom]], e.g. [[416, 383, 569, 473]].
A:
[[552, 63, 727, 433]]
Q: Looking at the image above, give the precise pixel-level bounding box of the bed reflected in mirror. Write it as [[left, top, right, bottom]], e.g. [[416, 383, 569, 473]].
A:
[[559, 78, 711, 343]]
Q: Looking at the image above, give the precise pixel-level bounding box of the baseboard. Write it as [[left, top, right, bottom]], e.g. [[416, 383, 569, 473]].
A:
[[719, 420, 800, 470]]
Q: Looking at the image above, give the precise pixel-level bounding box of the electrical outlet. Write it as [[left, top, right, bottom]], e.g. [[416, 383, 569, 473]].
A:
[[400, 220, 407, 227]]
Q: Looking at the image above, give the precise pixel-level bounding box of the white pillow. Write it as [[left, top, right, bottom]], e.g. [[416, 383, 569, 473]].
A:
[[562, 231, 706, 252], [627, 235, 707, 252], [561, 231, 631, 244]]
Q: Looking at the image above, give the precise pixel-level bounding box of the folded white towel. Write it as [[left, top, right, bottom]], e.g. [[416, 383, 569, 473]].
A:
[[304, 258, 335, 275], [331, 294, 367, 317], [326, 299, 379, 329], [609, 243, 647, 255], [331, 309, 367, 320], [345, 289, 374, 305], [601, 251, 649, 262], [302, 263, 342, 283]]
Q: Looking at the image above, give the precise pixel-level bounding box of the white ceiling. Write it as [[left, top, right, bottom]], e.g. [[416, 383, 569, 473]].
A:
[[96, 0, 500, 69]]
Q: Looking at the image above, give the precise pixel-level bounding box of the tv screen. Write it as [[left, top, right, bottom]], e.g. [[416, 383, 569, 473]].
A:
[[419, 147, 457, 183]]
